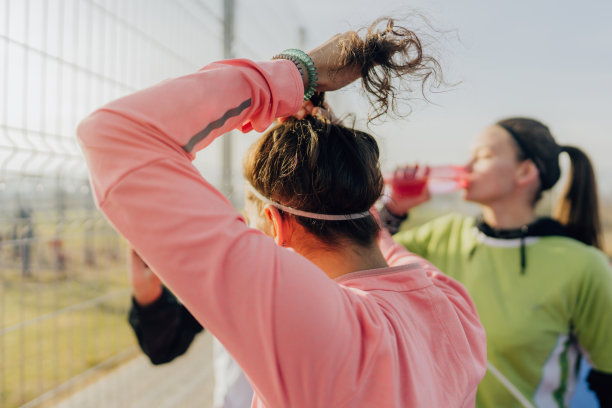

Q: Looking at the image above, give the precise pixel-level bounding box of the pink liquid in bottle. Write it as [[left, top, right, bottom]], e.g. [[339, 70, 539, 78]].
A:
[[427, 165, 469, 194], [387, 165, 469, 197]]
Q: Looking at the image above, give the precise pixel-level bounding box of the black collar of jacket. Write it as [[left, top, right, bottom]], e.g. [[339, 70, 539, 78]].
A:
[[475, 216, 569, 239], [473, 217, 570, 275]]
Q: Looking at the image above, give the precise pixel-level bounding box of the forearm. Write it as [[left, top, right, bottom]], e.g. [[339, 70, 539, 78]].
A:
[[374, 207, 422, 267], [77, 59, 303, 206]]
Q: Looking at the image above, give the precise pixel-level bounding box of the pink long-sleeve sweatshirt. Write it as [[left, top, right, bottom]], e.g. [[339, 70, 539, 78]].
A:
[[77, 59, 486, 408]]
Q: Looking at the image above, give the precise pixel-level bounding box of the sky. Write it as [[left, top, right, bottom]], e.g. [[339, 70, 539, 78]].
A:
[[279, 0, 612, 196]]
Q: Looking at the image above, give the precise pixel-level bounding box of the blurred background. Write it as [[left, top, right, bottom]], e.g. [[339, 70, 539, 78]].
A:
[[0, 0, 610, 407]]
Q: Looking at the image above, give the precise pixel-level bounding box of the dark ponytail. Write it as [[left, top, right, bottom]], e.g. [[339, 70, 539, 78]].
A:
[[496, 118, 603, 249], [553, 146, 603, 249]]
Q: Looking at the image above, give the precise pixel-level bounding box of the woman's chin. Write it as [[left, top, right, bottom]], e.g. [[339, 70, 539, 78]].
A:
[[461, 188, 474, 202]]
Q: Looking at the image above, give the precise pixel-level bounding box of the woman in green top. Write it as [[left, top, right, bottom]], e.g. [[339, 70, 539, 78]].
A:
[[381, 118, 612, 407]]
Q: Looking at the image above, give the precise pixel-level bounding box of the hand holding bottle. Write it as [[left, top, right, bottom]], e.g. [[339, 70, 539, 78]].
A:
[[383, 164, 469, 215], [383, 165, 431, 215]]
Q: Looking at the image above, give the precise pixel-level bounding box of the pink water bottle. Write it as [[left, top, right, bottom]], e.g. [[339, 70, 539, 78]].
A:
[[387, 165, 469, 197]]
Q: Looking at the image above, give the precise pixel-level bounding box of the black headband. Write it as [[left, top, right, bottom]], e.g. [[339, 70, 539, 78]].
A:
[[498, 123, 561, 190], [498, 124, 540, 167]]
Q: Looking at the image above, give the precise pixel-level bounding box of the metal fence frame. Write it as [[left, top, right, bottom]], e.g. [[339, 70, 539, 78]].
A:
[[1, 1, 224, 406]]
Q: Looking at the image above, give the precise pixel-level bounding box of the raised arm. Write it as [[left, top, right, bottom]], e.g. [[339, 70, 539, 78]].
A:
[[77, 45, 372, 406], [78, 58, 304, 205], [76, 23, 453, 405]]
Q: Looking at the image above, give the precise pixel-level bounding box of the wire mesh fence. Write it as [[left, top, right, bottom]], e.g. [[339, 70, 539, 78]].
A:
[[0, 0, 304, 405]]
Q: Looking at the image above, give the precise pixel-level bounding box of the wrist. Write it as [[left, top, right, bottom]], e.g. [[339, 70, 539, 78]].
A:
[[378, 204, 408, 236], [296, 60, 309, 90], [273, 49, 318, 100], [133, 285, 163, 307], [384, 201, 408, 218]]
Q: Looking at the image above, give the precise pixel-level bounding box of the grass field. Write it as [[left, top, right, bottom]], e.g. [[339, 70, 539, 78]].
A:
[[0, 212, 137, 408]]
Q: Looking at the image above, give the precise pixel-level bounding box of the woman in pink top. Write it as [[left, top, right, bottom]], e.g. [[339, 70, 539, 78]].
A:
[[78, 20, 486, 407]]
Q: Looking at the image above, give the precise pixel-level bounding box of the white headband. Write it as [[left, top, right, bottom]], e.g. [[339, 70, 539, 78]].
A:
[[246, 183, 371, 221]]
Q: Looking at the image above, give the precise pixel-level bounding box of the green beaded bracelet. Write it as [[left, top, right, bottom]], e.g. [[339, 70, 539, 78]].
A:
[[275, 48, 319, 101]]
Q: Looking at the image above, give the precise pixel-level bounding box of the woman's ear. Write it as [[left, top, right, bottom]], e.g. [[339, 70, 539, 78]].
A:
[[263, 205, 292, 247], [516, 160, 540, 187]]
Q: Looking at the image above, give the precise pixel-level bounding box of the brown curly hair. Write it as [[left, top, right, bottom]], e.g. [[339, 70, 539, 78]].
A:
[[244, 18, 443, 247], [335, 17, 443, 120]]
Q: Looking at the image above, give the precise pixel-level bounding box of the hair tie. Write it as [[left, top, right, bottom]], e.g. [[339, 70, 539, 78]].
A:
[[246, 183, 371, 221]]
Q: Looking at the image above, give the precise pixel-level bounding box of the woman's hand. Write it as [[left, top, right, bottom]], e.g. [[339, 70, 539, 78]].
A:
[[308, 32, 362, 92], [292, 98, 337, 121], [128, 248, 162, 306], [384, 165, 431, 215]]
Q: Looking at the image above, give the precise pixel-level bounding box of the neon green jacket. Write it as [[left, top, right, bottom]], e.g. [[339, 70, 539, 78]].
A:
[[394, 213, 612, 408]]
